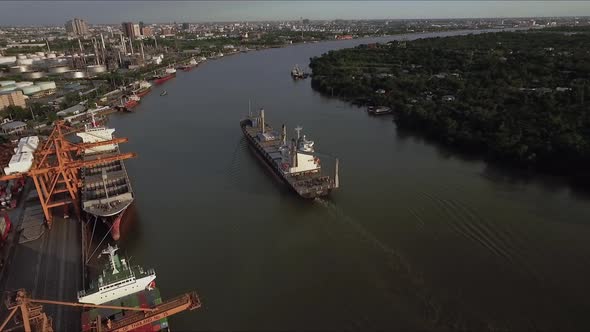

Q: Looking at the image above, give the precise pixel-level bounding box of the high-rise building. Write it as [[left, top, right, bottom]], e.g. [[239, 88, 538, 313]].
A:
[[141, 27, 153, 37], [0, 91, 26, 110], [182, 23, 190, 30], [65, 18, 89, 36], [122, 22, 141, 39]]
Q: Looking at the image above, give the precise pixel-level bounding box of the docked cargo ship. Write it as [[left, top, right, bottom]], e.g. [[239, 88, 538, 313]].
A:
[[119, 94, 140, 112], [240, 108, 339, 198], [132, 80, 152, 97], [78, 244, 156, 305], [77, 119, 134, 240], [152, 67, 176, 84]]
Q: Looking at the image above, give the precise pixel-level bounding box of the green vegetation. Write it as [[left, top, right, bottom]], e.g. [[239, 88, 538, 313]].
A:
[[310, 30, 590, 172]]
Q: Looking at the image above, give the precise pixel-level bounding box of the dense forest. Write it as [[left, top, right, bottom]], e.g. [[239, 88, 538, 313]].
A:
[[309, 30, 590, 174]]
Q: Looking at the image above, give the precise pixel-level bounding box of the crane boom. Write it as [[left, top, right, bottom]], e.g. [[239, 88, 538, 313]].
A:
[[104, 292, 201, 332], [2, 289, 201, 332], [27, 298, 155, 312]]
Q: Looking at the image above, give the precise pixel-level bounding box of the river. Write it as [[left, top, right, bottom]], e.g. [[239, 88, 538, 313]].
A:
[[108, 30, 590, 331]]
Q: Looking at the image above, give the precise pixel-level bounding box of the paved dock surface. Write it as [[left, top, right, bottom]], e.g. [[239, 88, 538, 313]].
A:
[[0, 186, 82, 331]]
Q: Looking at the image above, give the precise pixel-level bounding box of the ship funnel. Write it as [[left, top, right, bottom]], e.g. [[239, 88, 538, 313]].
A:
[[335, 158, 339, 189], [260, 108, 265, 134]]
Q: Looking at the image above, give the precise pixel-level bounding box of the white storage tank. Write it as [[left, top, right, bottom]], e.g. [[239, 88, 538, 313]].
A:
[[65, 71, 86, 79], [46, 53, 56, 59], [15, 81, 34, 88], [0, 56, 16, 65], [35, 51, 45, 57], [22, 72, 45, 80], [16, 58, 33, 66], [0, 80, 16, 87], [21, 85, 41, 95], [0, 85, 17, 92], [35, 81, 56, 90], [87, 65, 107, 74], [48, 66, 69, 74]]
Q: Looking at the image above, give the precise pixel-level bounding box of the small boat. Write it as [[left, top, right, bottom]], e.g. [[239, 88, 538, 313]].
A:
[[160, 90, 167, 96], [368, 106, 392, 115]]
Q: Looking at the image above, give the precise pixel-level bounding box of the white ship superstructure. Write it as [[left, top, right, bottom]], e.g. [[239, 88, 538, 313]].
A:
[[78, 244, 156, 305]]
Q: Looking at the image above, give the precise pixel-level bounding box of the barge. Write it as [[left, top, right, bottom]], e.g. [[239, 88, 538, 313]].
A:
[[240, 108, 339, 198]]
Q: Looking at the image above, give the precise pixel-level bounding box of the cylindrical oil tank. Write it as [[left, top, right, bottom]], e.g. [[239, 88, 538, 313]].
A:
[[15, 81, 34, 88], [35, 81, 56, 90], [64, 71, 86, 79], [87, 65, 107, 74], [16, 58, 33, 66], [9, 66, 29, 74], [0, 56, 16, 65], [22, 71, 45, 80], [0, 80, 16, 87], [48, 66, 69, 74], [21, 85, 41, 95], [0, 85, 17, 92]]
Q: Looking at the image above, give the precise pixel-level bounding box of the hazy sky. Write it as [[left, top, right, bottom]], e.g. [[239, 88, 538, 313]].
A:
[[1, 1, 589, 25]]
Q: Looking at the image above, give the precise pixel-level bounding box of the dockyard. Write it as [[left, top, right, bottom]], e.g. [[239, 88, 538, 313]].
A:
[[0, 54, 205, 330]]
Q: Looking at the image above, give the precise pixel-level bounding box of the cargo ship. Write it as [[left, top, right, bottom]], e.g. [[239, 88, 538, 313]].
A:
[[79, 244, 165, 331], [240, 108, 339, 198], [152, 67, 176, 84], [132, 80, 152, 97], [78, 244, 156, 305], [77, 119, 134, 240], [118, 94, 140, 112], [177, 58, 198, 71], [291, 64, 309, 79]]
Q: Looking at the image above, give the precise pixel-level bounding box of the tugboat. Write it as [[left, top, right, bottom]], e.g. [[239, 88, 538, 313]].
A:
[[77, 244, 156, 305], [240, 107, 339, 198], [77, 115, 134, 240]]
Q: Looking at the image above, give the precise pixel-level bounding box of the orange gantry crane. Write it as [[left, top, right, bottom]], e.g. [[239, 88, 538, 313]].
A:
[[0, 121, 136, 226], [0, 289, 201, 332]]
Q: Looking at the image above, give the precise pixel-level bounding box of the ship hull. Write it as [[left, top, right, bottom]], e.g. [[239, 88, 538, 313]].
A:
[[134, 87, 151, 98], [240, 120, 331, 199], [153, 73, 175, 84]]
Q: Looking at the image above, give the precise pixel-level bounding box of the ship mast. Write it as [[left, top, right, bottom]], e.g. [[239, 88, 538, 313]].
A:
[[260, 109, 265, 134], [102, 244, 119, 274], [295, 126, 302, 140]]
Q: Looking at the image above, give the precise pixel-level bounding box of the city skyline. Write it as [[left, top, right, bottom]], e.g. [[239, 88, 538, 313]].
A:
[[1, 1, 590, 26]]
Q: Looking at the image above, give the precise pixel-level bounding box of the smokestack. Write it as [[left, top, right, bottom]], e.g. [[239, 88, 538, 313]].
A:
[[260, 109, 265, 134], [45, 39, 51, 53], [334, 158, 339, 188]]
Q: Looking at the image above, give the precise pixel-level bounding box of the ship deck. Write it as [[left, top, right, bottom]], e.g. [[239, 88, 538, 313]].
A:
[[80, 147, 134, 214], [243, 121, 336, 198]]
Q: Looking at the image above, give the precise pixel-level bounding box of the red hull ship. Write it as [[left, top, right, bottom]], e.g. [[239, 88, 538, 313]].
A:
[[153, 74, 175, 84], [134, 87, 151, 98]]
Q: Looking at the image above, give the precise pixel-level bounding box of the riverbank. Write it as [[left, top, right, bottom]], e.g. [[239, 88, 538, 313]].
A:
[[309, 28, 590, 178]]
